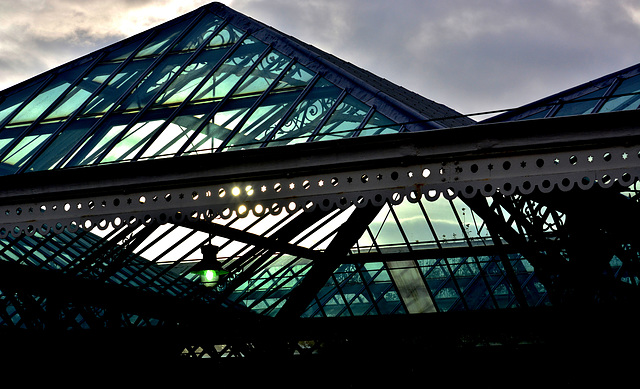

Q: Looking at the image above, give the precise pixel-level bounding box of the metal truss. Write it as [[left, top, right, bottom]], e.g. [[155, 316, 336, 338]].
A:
[[1, 109, 639, 239]]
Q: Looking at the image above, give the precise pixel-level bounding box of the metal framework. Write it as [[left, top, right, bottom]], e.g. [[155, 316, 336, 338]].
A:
[[1, 2, 639, 373]]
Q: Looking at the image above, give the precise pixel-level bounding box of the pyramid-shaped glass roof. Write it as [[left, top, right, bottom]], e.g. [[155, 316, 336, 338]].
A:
[[485, 62, 640, 123], [0, 2, 472, 177]]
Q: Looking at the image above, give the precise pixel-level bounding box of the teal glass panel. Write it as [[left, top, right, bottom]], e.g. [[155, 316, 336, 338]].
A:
[[1, 123, 59, 172], [101, 119, 166, 163], [45, 63, 120, 121], [208, 24, 245, 48], [103, 35, 149, 62], [153, 45, 236, 107], [118, 53, 192, 112], [224, 101, 290, 149], [599, 74, 640, 112], [0, 82, 42, 124], [171, 14, 225, 52], [267, 78, 342, 146], [140, 113, 210, 159], [553, 88, 607, 117], [313, 95, 370, 141], [82, 58, 155, 116], [222, 64, 315, 150], [181, 108, 247, 155], [9, 64, 88, 125], [135, 18, 191, 58], [359, 111, 402, 136], [0, 126, 26, 175], [189, 38, 267, 103], [231, 49, 291, 98], [61, 115, 130, 167], [25, 117, 98, 172], [273, 63, 315, 90]]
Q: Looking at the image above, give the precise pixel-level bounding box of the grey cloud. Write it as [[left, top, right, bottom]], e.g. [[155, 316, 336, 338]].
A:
[[2, 0, 640, 119]]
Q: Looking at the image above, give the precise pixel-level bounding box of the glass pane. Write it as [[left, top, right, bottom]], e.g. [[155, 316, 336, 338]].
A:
[[61, 115, 130, 167], [232, 50, 291, 98], [221, 64, 315, 150], [25, 117, 98, 172], [46, 63, 120, 121], [118, 53, 191, 112], [140, 114, 208, 159], [313, 95, 370, 141], [190, 38, 267, 102], [82, 58, 155, 116], [222, 98, 291, 150], [553, 88, 607, 117], [104, 34, 149, 62], [135, 18, 191, 58], [0, 126, 27, 175], [10, 64, 88, 125], [266, 78, 342, 146], [274, 63, 315, 90], [599, 74, 640, 112], [1, 123, 59, 172], [172, 14, 225, 52], [0, 82, 42, 124], [359, 111, 401, 136], [153, 45, 234, 107], [101, 119, 165, 163], [208, 24, 245, 48]]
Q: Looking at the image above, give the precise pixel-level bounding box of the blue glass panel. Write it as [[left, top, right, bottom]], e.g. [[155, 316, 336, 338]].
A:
[[553, 88, 607, 117], [104, 35, 149, 62], [599, 74, 640, 112], [229, 62, 315, 148], [0, 126, 26, 160], [208, 24, 245, 48], [182, 107, 248, 155], [101, 119, 166, 163], [521, 107, 552, 120], [221, 91, 300, 150]]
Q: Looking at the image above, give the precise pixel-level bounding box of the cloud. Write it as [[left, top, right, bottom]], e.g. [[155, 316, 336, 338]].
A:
[[1, 0, 640, 117], [0, 0, 210, 88]]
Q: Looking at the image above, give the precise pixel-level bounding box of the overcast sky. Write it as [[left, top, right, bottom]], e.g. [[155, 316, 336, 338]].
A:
[[1, 0, 639, 119]]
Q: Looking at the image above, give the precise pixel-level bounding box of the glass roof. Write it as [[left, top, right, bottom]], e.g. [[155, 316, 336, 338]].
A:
[[485, 63, 640, 123], [0, 4, 434, 177], [1, 3, 638, 335]]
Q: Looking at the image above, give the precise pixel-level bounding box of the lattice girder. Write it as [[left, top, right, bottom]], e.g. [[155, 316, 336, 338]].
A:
[[1, 110, 639, 238]]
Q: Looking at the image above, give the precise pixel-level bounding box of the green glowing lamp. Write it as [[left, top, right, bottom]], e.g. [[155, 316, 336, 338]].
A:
[[190, 244, 229, 288]]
